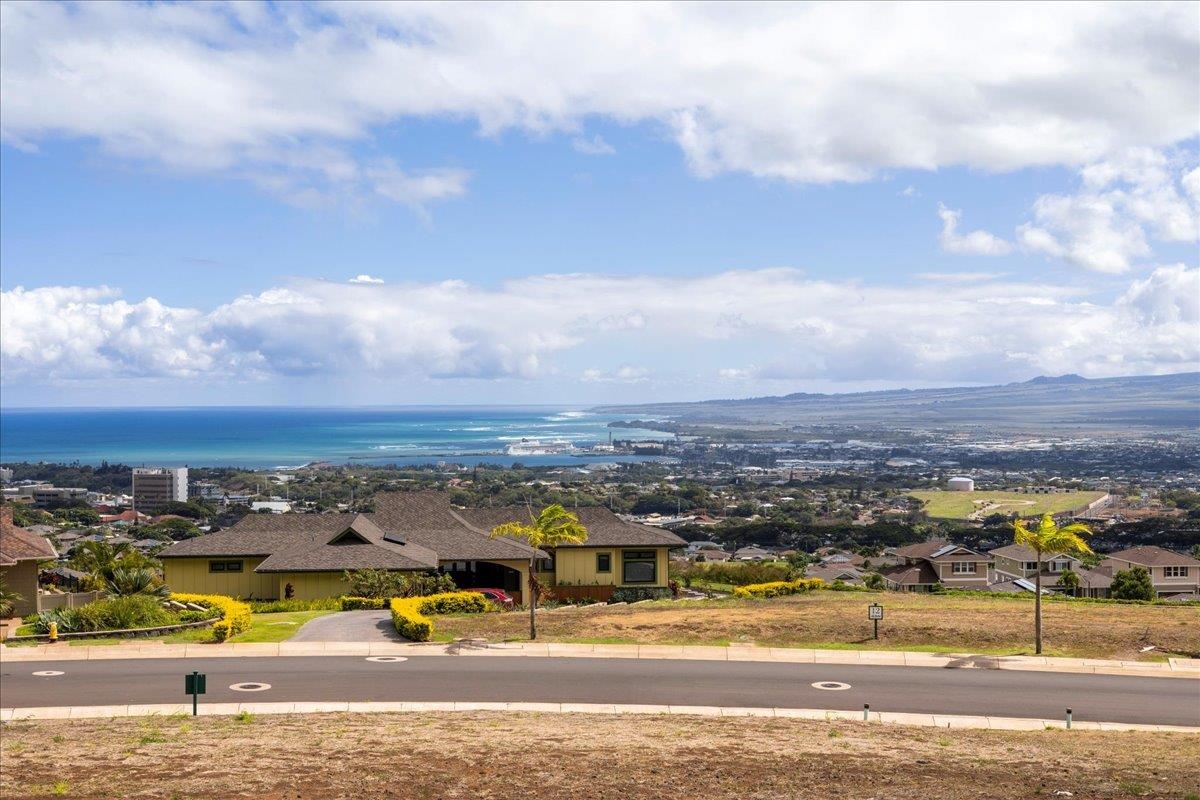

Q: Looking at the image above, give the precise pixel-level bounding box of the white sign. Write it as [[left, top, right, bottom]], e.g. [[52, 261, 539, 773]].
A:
[[868, 604, 883, 620]]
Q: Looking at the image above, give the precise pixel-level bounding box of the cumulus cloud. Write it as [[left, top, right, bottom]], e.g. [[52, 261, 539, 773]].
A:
[[348, 275, 385, 284], [4, 268, 1197, 388], [1018, 148, 1199, 273], [937, 203, 1013, 256], [1, 2, 1196, 200]]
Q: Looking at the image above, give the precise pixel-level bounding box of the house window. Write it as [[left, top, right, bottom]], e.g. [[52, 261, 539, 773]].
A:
[[1023, 562, 1038, 571], [208, 560, 243, 573], [952, 561, 976, 575], [622, 550, 657, 584], [1164, 566, 1190, 578], [596, 553, 611, 573], [1051, 560, 1069, 573]]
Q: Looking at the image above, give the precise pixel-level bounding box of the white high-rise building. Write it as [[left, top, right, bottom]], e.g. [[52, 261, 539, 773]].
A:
[[132, 467, 189, 511]]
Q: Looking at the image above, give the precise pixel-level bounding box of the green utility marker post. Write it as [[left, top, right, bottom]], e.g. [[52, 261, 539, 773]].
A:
[[868, 602, 883, 640], [185, 671, 206, 716]]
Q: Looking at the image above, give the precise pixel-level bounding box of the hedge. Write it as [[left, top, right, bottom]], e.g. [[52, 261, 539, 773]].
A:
[[732, 578, 825, 599], [340, 596, 388, 611], [390, 591, 492, 641], [171, 593, 252, 642], [248, 598, 342, 613]]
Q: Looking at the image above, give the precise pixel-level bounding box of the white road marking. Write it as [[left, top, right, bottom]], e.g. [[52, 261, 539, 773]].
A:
[[229, 682, 272, 692], [32, 670, 65, 677], [365, 656, 408, 663], [811, 681, 852, 691]]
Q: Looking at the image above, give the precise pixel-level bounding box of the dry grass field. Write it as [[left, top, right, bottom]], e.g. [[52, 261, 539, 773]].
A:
[[909, 489, 1107, 520], [2, 712, 1198, 800], [435, 592, 1200, 660]]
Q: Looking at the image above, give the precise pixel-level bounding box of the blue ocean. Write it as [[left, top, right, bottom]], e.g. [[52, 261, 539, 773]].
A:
[[0, 407, 673, 469]]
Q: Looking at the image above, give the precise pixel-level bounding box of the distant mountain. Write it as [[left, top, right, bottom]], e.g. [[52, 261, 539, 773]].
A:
[[593, 372, 1200, 433]]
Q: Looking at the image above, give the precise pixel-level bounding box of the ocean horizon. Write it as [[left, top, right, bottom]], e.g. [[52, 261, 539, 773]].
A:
[[0, 406, 674, 469]]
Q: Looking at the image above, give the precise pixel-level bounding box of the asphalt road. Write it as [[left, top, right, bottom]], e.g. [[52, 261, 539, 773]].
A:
[[3, 656, 1197, 726]]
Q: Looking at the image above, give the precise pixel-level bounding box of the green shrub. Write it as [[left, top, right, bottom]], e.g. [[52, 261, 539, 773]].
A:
[[610, 587, 672, 603], [732, 578, 824, 598], [340, 596, 387, 611], [343, 569, 457, 599], [417, 592, 490, 615], [248, 598, 341, 613], [30, 596, 176, 634]]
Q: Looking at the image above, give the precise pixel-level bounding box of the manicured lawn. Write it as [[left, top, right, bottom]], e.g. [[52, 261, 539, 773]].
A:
[[910, 489, 1107, 520], [5, 712, 1198, 799], [160, 610, 335, 644], [434, 590, 1200, 660]]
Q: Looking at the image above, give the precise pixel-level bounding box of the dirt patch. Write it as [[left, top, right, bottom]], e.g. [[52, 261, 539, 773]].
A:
[[2, 712, 1198, 799], [437, 592, 1200, 660]]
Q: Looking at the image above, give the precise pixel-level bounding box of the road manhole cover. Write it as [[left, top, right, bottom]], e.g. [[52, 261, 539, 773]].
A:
[[811, 681, 852, 691], [229, 682, 271, 692], [365, 656, 408, 663]]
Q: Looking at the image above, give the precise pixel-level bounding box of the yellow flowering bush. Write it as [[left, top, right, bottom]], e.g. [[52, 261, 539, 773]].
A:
[[732, 578, 824, 599], [390, 591, 492, 641], [340, 596, 388, 610], [170, 593, 252, 642]]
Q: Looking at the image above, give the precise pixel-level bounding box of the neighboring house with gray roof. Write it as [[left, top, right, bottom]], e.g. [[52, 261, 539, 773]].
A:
[[160, 492, 684, 603]]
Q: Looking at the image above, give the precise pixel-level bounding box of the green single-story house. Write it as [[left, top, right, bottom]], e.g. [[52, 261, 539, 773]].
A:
[[160, 492, 685, 603]]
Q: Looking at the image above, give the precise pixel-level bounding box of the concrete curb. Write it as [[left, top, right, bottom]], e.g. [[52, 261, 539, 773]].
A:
[[3, 640, 1197, 679], [1, 701, 1197, 732]]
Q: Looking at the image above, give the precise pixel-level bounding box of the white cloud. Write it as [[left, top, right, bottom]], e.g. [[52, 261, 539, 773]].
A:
[[4, 267, 1197, 388], [581, 365, 649, 383], [365, 160, 471, 217], [1018, 148, 1199, 273], [348, 274, 385, 284], [913, 272, 1008, 283], [1, 2, 1195, 198], [937, 203, 1013, 256], [572, 135, 616, 156], [900, 185, 921, 198]]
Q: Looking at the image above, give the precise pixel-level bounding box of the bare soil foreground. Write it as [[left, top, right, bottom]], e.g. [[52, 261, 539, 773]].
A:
[[3, 712, 1199, 799], [436, 593, 1200, 660]]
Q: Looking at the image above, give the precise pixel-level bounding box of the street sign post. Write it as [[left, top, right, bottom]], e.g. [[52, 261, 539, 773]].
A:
[[185, 671, 206, 716], [868, 603, 883, 640]]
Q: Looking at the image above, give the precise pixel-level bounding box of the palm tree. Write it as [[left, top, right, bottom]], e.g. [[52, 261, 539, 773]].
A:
[[106, 566, 169, 597], [491, 504, 588, 640], [1012, 514, 1092, 654]]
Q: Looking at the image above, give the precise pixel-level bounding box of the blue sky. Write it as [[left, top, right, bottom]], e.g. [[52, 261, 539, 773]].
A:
[[1, 2, 1197, 406]]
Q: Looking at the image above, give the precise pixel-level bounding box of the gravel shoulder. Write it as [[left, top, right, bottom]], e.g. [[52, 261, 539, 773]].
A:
[[3, 712, 1198, 799]]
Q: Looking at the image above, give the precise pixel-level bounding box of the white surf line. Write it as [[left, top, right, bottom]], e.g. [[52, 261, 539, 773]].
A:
[[1, 702, 1197, 733]]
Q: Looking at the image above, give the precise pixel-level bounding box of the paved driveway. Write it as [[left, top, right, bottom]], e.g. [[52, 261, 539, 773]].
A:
[[290, 610, 403, 642]]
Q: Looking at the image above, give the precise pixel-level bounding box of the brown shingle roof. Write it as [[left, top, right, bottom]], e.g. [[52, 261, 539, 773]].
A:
[[879, 561, 939, 586], [988, 544, 1079, 561], [456, 506, 687, 549], [1103, 545, 1200, 568], [373, 492, 546, 561], [0, 507, 58, 565]]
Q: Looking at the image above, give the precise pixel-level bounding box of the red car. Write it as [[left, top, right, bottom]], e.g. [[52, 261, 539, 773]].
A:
[[470, 588, 515, 609]]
